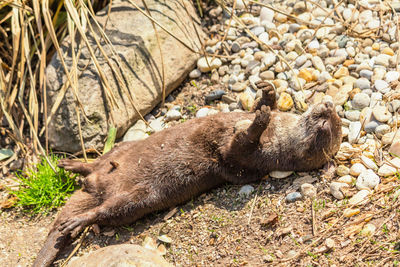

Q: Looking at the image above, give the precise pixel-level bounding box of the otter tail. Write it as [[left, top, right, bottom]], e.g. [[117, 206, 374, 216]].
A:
[[32, 228, 69, 267]]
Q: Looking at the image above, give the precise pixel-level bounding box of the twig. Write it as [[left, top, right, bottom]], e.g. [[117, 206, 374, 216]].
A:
[[311, 199, 317, 236], [247, 193, 258, 225], [60, 226, 89, 267], [142, 0, 166, 107]]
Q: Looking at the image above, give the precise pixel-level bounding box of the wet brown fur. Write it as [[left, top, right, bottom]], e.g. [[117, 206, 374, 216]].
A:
[[33, 82, 342, 266]]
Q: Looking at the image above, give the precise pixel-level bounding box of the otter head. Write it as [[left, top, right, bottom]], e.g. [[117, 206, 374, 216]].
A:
[[299, 101, 342, 169]]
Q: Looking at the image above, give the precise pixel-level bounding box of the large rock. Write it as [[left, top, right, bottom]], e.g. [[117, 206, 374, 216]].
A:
[[67, 244, 172, 267], [46, 0, 204, 152]]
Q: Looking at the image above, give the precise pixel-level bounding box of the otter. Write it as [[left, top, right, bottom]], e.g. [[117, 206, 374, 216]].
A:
[[33, 81, 342, 266]]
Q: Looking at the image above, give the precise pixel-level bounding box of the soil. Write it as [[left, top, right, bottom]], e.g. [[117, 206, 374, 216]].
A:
[[1, 2, 400, 267]]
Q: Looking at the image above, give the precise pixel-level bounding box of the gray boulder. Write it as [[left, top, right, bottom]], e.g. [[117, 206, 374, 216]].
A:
[[67, 244, 172, 267], [46, 0, 204, 152]]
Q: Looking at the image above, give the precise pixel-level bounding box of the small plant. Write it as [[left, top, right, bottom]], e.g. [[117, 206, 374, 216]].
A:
[[9, 155, 78, 214]]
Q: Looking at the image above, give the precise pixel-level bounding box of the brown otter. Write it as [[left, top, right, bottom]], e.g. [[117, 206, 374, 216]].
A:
[[33, 81, 342, 266]]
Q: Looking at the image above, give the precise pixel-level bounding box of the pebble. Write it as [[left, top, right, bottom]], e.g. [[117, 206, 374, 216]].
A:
[[345, 110, 360, 121], [238, 185, 255, 197], [286, 192, 303, 203], [374, 54, 390, 68], [165, 109, 182, 122], [348, 190, 370, 205], [123, 120, 148, 142], [300, 183, 316, 198], [364, 121, 379, 133], [189, 69, 201, 79], [260, 7, 274, 22], [330, 182, 349, 200], [231, 82, 247, 92], [361, 224, 376, 236], [385, 71, 400, 83], [356, 169, 380, 190], [372, 105, 391, 123], [343, 208, 360, 218], [205, 90, 226, 103], [350, 163, 367, 176], [375, 124, 390, 138], [231, 42, 241, 53], [338, 175, 354, 185], [354, 78, 371, 90], [239, 92, 254, 111], [270, 171, 293, 179], [389, 157, 400, 169], [360, 155, 378, 171], [196, 107, 210, 118], [336, 165, 350, 176], [334, 67, 349, 78], [348, 121, 362, 144], [197, 57, 222, 72], [352, 93, 370, 110], [374, 80, 389, 93], [277, 92, 294, 111], [378, 164, 397, 176]]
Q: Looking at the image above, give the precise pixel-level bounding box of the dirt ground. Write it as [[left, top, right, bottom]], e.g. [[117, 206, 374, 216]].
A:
[[1, 2, 400, 267]]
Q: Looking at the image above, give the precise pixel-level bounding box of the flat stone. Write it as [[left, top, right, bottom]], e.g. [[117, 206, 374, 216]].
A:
[[45, 0, 205, 152], [270, 170, 293, 179], [67, 244, 173, 267]]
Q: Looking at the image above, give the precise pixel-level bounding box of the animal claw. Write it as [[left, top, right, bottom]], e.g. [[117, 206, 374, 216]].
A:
[[58, 215, 91, 237]]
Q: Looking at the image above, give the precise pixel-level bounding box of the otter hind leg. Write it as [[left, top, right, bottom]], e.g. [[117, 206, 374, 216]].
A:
[[251, 81, 277, 111], [33, 190, 100, 267], [58, 159, 93, 176]]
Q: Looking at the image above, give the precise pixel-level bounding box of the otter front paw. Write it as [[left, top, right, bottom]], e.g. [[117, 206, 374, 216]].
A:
[[247, 105, 271, 142], [253, 105, 271, 128], [251, 81, 276, 111]]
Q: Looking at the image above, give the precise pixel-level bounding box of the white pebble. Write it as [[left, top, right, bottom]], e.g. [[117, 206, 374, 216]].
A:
[[349, 190, 370, 205], [350, 163, 367, 176], [360, 155, 378, 171], [356, 169, 380, 190]]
